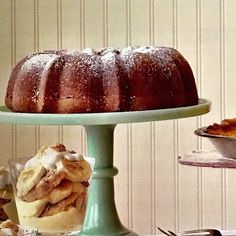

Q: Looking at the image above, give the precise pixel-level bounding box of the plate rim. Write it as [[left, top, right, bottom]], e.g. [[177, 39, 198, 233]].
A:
[[194, 126, 236, 141], [0, 98, 211, 125]]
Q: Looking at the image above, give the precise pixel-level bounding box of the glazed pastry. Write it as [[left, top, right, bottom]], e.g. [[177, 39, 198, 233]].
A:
[[206, 118, 236, 136]]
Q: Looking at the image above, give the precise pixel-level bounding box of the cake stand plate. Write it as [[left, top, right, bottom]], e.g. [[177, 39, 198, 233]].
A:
[[178, 149, 236, 168], [0, 99, 211, 236], [0, 99, 210, 125]]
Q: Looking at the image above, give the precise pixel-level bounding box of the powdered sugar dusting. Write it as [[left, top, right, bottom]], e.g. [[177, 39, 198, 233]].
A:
[[120, 47, 136, 70], [63, 49, 80, 56], [120, 46, 135, 55], [100, 50, 120, 111], [133, 46, 156, 53], [82, 48, 95, 55], [19, 47, 176, 78], [7, 45, 197, 113], [21, 53, 58, 72], [101, 51, 116, 64]]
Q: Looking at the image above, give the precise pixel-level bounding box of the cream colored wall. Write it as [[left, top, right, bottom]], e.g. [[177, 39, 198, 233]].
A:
[[0, 0, 236, 235]]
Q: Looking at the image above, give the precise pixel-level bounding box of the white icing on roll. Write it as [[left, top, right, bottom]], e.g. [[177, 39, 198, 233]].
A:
[[24, 146, 84, 171]]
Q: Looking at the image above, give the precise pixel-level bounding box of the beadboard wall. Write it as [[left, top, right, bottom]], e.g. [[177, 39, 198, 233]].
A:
[[0, 0, 236, 235]]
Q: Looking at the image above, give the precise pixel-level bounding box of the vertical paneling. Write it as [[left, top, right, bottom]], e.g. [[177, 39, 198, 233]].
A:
[[130, 0, 150, 46], [154, 0, 176, 233], [84, 0, 103, 49], [154, 0, 175, 47], [61, 0, 81, 50], [0, 0, 13, 165], [154, 120, 175, 231], [114, 124, 129, 227], [129, 1, 152, 234], [61, 125, 86, 154], [0, 0, 12, 102], [131, 123, 152, 235], [177, 0, 199, 231], [38, 0, 59, 147], [15, 0, 36, 158], [149, 1, 156, 234], [1, 0, 236, 234], [38, 0, 58, 50], [200, 0, 223, 228], [61, 0, 86, 154], [224, 0, 236, 229], [196, 0, 204, 228], [107, 0, 129, 228], [224, 0, 236, 117], [107, 0, 126, 47], [201, 0, 222, 125]]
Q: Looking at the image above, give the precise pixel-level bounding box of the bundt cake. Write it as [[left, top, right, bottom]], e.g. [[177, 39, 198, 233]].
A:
[[5, 46, 199, 113]]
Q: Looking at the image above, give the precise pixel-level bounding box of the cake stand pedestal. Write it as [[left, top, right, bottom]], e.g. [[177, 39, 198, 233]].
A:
[[0, 99, 211, 236]]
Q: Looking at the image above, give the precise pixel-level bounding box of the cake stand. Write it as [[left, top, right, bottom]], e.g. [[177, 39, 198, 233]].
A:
[[178, 149, 236, 168], [0, 98, 211, 236]]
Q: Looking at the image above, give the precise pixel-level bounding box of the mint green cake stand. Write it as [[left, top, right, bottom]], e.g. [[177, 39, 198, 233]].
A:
[[0, 98, 211, 236]]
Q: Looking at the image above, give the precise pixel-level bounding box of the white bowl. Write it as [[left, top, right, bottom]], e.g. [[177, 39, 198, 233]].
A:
[[194, 127, 236, 159]]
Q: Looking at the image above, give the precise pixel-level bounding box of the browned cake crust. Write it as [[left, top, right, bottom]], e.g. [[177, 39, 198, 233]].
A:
[[206, 118, 236, 136], [5, 46, 199, 113]]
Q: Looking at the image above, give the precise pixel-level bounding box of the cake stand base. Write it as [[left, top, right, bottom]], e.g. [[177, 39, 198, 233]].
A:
[[75, 125, 139, 236], [77, 229, 138, 236]]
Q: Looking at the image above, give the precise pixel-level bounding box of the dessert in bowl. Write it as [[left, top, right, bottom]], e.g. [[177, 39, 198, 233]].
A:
[[9, 144, 93, 233], [195, 118, 236, 159]]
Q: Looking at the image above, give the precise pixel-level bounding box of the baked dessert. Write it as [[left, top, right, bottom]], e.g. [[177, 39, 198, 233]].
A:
[[5, 46, 199, 113], [0, 219, 37, 236], [0, 167, 18, 223], [13, 144, 92, 233], [206, 118, 236, 136]]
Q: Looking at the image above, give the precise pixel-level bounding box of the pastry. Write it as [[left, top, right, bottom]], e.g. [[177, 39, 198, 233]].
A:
[[206, 118, 236, 136]]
